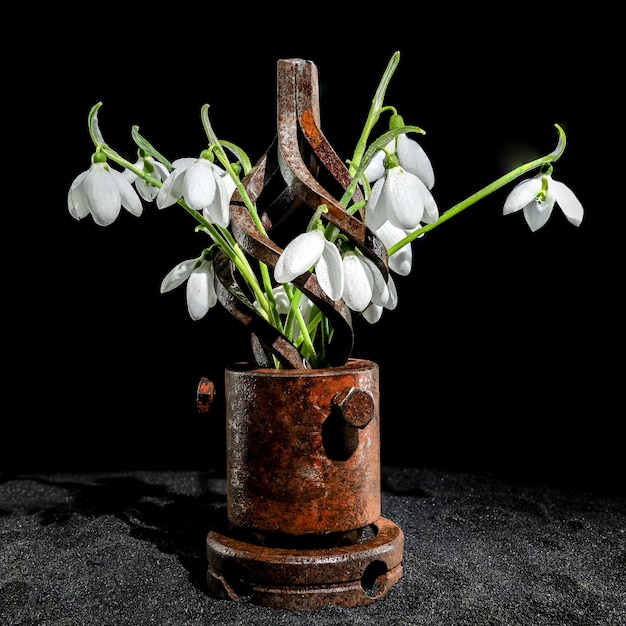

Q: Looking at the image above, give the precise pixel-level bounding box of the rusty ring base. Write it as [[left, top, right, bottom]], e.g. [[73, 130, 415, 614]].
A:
[[206, 516, 404, 610]]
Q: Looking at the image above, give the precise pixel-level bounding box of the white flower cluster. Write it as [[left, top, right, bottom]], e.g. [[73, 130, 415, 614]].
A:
[[275, 132, 438, 323], [67, 53, 584, 368], [67, 122, 583, 327]]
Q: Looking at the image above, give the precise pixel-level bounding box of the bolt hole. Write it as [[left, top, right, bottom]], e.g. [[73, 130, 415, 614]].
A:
[[221, 560, 253, 601], [361, 560, 388, 598], [322, 412, 359, 460]]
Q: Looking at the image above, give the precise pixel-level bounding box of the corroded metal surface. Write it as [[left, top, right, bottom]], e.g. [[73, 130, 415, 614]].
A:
[[196, 377, 215, 415], [225, 358, 381, 535], [214, 58, 389, 369], [206, 516, 404, 610]]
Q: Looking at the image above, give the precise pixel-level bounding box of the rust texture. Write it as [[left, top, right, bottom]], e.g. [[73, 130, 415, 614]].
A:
[[196, 377, 215, 415], [206, 516, 404, 610], [225, 358, 381, 535]]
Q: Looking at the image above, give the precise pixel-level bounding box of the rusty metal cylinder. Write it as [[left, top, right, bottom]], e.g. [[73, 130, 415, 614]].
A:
[[225, 358, 381, 535]]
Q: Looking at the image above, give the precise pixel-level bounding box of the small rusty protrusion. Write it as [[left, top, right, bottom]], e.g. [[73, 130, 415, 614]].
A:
[[197, 378, 215, 414], [333, 386, 375, 428]]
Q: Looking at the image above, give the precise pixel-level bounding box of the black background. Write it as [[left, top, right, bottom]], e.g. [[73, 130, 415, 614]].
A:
[[6, 10, 621, 491]]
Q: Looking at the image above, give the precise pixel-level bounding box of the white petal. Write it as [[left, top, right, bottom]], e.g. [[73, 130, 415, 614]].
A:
[[341, 253, 373, 312], [362, 303, 383, 324], [67, 170, 90, 220], [419, 185, 439, 224], [375, 219, 416, 275], [271, 286, 292, 314], [364, 151, 386, 183], [203, 171, 233, 227], [186, 260, 217, 320], [378, 168, 424, 230], [156, 166, 187, 209], [389, 245, 412, 276], [523, 202, 553, 232], [171, 157, 197, 169], [503, 177, 542, 215], [132, 157, 170, 202], [360, 256, 389, 306], [315, 239, 344, 301], [551, 179, 584, 227], [395, 134, 435, 190], [365, 177, 387, 231], [183, 160, 217, 211], [384, 275, 398, 310], [83, 164, 121, 226], [151, 159, 170, 182], [160, 257, 199, 293], [109, 168, 143, 217], [135, 178, 159, 202], [274, 231, 325, 283]]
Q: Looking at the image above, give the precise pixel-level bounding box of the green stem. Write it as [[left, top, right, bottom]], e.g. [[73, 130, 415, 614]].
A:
[[349, 51, 400, 176], [283, 284, 317, 362], [101, 138, 272, 317], [200, 105, 266, 233], [131, 126, 173, 170], [388, 124, 567, 255], [200, 103, 282, 324]]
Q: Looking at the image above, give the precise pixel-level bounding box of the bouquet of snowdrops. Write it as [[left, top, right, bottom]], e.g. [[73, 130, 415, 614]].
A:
[[67, 52, 583, 369]]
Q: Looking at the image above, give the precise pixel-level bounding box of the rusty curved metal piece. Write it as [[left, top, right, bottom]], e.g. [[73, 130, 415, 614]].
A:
[[278, 59, 388, 279], [214, 58, 389, 368], [213, 250, 306, 369]]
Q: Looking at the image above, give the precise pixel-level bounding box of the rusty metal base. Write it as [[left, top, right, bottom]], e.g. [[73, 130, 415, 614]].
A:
[[206, 516, 404, 610]]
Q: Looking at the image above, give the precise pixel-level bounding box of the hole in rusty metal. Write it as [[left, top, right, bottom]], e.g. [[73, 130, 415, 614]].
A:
[[361, 560, 388, 598], [221, 560, 254, 601], [322, 411, 359, 460]]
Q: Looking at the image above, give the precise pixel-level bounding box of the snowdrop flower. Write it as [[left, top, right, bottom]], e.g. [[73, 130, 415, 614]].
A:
[[274, 230, 344, 301], [68, 157, 143, 227], [366, 159, 439, 232], [123, 156, 170, 201], [365, 126, 435, 190], [503, 171, 584, 232], [156, 155, 234, 227], [160, 256, 217, 321], [362, 275, 399, 324], [375, 221, 424, 276], [341, 251, 390, 313]]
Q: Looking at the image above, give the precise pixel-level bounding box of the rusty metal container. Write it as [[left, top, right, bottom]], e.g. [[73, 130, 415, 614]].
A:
[[225, 357, 381, 536]]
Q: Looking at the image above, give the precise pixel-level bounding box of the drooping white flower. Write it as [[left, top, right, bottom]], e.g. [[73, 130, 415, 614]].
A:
[[365, 132, 435, 190], [375, 221, 424, 276], [160, 256, 217, 321], [123, 156, 170, 201], [503, 172, 584, 232], [366, 166, 438, 232], [68, 160, 143, 227], [362, 274, 398, 324], [156, 156, 234, 227], [274, 230, 344, 301], [341, 252, 372, 312], [341, 251, 390, 312]]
